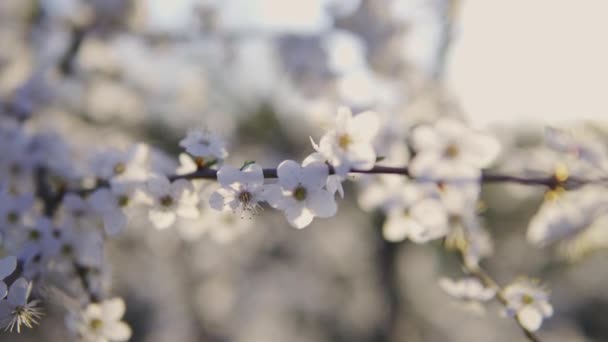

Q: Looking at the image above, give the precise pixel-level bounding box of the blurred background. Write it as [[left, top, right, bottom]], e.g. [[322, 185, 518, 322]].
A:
[[1, 0, 607, 341]]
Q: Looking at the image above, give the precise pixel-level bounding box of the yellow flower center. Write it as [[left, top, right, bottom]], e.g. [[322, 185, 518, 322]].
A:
[[445, 144, 459, 158], [117, 195, 129, 207], [338, 134, 352, 150], [6, 211, 19, 224], [160, 195, 174, 207], [522, 294, 535, 305], [89, 318, 103, 331], [293, 186, 307, 201], [113, 162, 126, 175]]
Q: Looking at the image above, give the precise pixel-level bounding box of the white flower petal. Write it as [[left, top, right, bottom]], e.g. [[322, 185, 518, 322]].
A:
[[285, 205, 314, 229], [103, 321, 132, 341], [0, 256, 17, 280], [517, 306, 543, 332], [301, 162, 329, 189], [217, 165, 242, 187], [103, 211, 127, 236], [148, 209, 176, 229], [277, 160, 302, 190], [8, 278, 30, 306], [348, 110, 379, 142], [307, 189, 337, 218]]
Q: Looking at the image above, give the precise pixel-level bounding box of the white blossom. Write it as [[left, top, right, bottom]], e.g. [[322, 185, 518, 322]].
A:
[[382, 186, 448, 243], [314, 107, 380, 176], [209, 163, 267, 216], [266, 160, 337, 228], [89, 144, 149, 182], [410, 117, 500, 179], [0, 278, 43, 332], [179, 130, 228, 162], [502, 279, 553, 332], [88, 182, 140, 235], [439, 277, 496, 313], [66, 297, 132, 342], [145, 176, 199, 229]]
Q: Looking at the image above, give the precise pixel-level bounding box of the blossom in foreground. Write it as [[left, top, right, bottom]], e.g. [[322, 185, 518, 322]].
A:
[[179, 130, 228, 164], [502, 278, 553, 332], [145, 176, 199, 229], [314, 106, 380, 176], [209, 163, 268, 216], [439, 277, 496, 313], [266, 160, 337, 229], [0, 278, 43, 332], [410, 117, 500, 179], [65, 297, 132, 342]]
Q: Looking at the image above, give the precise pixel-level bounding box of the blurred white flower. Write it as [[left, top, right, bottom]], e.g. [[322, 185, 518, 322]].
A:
[[88, 182, 141, 235], [439, 277, 496, 313], [179, 130, 228, 163], [209, 163, 268, 216], [145, 176, 199, 229], [382, 186, 448, 243], [410, 117, 500, 179], [502, 279, 553, 332], [314, 107, 380, 176], [0, 278, 42, 332], [89, 144, 149, 181], [266, 160, 337, 228], [527, 188, 608, 247], [66, 297, 131, 342], [0, 189, 34, 232]]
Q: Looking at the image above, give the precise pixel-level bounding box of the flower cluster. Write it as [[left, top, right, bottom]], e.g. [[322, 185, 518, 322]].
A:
[[5, 106, 605, 341]]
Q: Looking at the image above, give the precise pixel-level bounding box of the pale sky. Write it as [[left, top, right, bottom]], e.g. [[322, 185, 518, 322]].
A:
[[447, 0, 608, 126]]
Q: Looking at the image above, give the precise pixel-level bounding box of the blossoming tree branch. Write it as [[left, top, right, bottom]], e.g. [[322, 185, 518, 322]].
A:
[[4, 97, 606, 342]]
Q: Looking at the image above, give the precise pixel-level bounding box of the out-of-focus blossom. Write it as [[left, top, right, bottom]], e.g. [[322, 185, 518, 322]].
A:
[[410, 117, 500, 179], [179, 130, 228, 164], [439, 277, 495, 313], [502, 278, 553, 332], [314, 107, 380, 176], [66, 297, 131, 342], [144, 176, 199, 229]]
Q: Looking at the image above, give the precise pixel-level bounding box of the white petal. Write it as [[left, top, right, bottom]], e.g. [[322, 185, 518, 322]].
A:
[[335, 106, 353, 129], [346, 142, 376, 170], [147, 176, 170, 197], [306, 189, 337, 218], [177, 205, 200, 219], [88, 189, 115, 213], [217, 165, 242, 187], [383, 215, 410, 242], [209, 189, 226, 211], [517, 306, 544, 332], [241, 163, 264, 188], [8, 278, 30, 306], [411, 125, 442, 152], [103, 211, 127, 236], [277, 160, 302, 190], [101, 298, 126, 321], [285, 205, 314, 229], [348, 110, 379, 142], [148, 209, 176, 229], [260, 184, 285, 209], [0, 256, 16, 280], [103, 321, 132, 341], [301, 162, 329, 189]]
